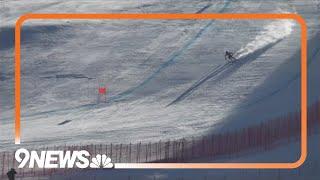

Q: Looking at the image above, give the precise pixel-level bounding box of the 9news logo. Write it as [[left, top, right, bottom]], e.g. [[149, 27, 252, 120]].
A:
[[15, 148, 114, 169]]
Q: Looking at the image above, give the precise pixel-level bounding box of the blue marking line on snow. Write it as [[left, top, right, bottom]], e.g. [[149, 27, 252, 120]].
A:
[[196, 4, 212, 14], [109, 0, 233, 102], [16, 1, 234, 119]]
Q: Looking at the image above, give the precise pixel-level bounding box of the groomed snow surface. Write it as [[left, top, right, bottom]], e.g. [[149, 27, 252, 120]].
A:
[[0, 0, 320, 179]]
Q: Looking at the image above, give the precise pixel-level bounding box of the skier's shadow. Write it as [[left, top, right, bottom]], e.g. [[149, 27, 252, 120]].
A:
[[209, 39, 283, 86], [167, 39, 283, 106]]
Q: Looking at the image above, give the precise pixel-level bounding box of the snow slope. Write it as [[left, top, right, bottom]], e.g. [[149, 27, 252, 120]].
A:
[[0, 0, 319, 153]]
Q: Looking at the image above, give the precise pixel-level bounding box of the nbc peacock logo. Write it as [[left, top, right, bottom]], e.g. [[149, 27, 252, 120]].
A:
[[90, 154, 114, 168]]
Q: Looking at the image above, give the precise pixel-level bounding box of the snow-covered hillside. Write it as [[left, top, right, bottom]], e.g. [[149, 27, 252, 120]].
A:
[[0, 0, 319, 153]]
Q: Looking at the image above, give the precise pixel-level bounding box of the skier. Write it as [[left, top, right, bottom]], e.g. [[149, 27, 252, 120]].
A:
[[225, 51, 236, 62]]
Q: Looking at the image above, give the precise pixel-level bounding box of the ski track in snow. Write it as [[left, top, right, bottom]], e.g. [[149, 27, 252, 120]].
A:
[[11, 0, 233, 119], [108, 0, 232, 102], [167, 63, 229, 106], [167, 18, 295, 106]]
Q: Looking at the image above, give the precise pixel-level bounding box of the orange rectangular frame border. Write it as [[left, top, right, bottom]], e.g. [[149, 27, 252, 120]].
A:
[[14, 13, 307, 169]]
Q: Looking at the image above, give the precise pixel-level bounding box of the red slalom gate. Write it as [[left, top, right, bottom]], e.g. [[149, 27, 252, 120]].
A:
[[98, 87, 107, 95]]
